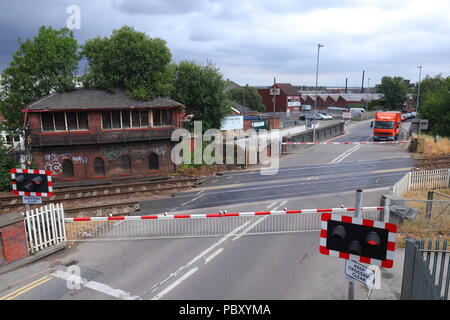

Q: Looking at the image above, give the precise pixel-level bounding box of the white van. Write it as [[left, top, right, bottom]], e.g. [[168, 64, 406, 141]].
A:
[[350, 107, 365, 113]]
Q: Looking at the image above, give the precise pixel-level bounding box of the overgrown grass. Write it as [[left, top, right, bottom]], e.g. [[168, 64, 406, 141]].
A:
[[416, 135, 450, 156], [396, 188, 450, 247]]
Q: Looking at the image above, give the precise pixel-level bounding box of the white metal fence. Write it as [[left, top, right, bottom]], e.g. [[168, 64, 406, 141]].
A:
[[392, 169, 450, 197], [23, 203, 66, 253]]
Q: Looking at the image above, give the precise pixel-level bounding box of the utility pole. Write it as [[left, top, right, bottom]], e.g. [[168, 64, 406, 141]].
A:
[[313, 44, 324, 143], [417, 66, 422, 136], [272, 77, 276, 129]]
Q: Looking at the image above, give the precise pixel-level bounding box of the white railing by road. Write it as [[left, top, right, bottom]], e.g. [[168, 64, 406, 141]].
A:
[[391, 169, 450, 196], [23, 203, 66, 253]]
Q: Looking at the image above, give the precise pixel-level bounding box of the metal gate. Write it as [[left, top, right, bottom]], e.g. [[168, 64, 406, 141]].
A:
[[64, 206, 385, 241], [23, 203, 66, 253], [401, 239, 450, 300]]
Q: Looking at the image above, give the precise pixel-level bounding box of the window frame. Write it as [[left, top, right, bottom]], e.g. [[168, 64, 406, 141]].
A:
[[41, 112, 89, 132]]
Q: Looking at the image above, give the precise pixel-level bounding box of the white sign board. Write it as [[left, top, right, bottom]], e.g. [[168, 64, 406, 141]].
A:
[[345, 260, 378, 289], [342, 112, 352, 119], [22, 195, 43, 205], [288, 101, 301, 107], [270, 88, 280, 95], [220, 116, 244, 131]]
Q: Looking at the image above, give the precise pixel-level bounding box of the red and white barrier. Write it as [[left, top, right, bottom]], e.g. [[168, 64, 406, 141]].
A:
[[281, 141, 410, 145], [65, 206, 384, 222], [319, 213, 397, 268]]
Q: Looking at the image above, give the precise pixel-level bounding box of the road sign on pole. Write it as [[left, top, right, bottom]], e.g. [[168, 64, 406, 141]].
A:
[[345, 260, 377, 289]]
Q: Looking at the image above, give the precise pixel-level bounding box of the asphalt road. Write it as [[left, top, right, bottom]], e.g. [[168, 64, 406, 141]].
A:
[[0, 120, 413, 301]]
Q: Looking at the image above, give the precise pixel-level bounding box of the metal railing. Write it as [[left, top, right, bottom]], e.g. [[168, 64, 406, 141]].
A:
[[64, 207, 384, 242], [401, 239, 450, 300], [391, 169, 450, 197]]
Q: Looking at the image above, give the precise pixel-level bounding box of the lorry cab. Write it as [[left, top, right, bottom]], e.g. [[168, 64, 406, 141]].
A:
[[372, 112, 401, 141]]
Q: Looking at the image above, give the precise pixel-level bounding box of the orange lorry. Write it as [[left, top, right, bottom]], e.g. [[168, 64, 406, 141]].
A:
[[372, 112, 402, 141]]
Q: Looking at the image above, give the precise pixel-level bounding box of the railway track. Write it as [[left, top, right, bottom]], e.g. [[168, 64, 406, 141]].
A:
[[0, 177, 198, 214], [414, 155, 450, 170]]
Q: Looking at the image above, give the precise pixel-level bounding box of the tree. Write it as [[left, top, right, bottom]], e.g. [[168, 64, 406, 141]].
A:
[[0, 146, 18, 191], [226, 86, 265, 112], [172, 60, 229, 131], [377, 76, 409, 110], [420, 76, 450, 137], [0, 26, 79, 135], [82, 25, 173, 101]]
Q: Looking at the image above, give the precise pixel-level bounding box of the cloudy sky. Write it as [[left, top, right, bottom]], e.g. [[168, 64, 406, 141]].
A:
[[1, 0, 449, 87]]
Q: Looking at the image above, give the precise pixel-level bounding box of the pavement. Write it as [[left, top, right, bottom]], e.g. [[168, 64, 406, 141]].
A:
[[0, 120, 413, 300]]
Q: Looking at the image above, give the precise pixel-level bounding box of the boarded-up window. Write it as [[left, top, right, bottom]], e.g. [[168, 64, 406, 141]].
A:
[[140, 111, 149, 126], [102, 112, 112, 129], [78, 112, 88, 129], [131, 111, 140, 127], [42, 113, 54, 131], [62, 159, 74, 178], [122, 111, 131, 128], [94, 158, 105, 176], [54, 113, 66, 131], [153, 110, 161, 126], [112, 111, 121, 128], [119, 155, 131, 173], [148, 153, 159, 170], [67, 112, 78, 130]]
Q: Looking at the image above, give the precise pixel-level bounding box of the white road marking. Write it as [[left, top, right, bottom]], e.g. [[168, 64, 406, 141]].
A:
[[329, 136, 371, 164], [148, 220, 252, 294], [212, 179, 218, 183], [266, 201, 278, 209], [204, 248, 224, 264], [151, 267, 198, 300], [181, 195, 203, 206], [232, 203, 286, 241], [51, 270, 140, 300]]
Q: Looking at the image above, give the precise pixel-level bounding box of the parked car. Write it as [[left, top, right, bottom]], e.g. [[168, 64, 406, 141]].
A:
[[319, 113, 333, 120]]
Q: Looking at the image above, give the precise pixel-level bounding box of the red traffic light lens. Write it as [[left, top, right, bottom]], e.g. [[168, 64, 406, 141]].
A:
[[366, 232, 381, 246]]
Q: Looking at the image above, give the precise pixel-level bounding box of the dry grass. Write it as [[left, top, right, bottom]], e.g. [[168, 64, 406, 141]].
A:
[[396, 188, 450, 247], [417, 135, 450, 156]]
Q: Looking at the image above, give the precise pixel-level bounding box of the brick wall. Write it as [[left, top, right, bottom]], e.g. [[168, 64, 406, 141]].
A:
[[0, 214, 29, 265], [31, 140, 176, 181]]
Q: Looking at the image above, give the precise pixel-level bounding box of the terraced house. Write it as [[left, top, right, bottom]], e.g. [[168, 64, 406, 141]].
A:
[[24, 88, 186, 182]]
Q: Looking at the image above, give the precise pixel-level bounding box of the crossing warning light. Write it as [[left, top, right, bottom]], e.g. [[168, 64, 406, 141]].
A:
[[320, 213, 397, 268], [10, 169, 53, 197]]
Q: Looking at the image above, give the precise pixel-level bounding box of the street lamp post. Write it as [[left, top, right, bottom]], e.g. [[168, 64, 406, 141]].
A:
[[416, 66, 422, 136], [313, 43, 324, 143]]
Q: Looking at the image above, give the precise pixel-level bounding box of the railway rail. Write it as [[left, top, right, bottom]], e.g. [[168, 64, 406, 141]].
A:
[[0, 177, 198, 214]]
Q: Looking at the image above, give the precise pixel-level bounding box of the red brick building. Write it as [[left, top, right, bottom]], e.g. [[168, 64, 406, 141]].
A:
[[257, 83, 301, 113], [24, 88, 186, 182]]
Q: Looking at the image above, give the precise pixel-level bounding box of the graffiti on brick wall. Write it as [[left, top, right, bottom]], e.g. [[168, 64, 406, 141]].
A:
[[104, 147, 124, 161], [152, 145, 167, 156], [44, 153, 88, 174]]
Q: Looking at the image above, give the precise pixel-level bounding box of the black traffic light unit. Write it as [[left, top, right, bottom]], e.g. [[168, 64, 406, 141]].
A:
[[10, 169, 53, 197], [320, 213, 397, 268]]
